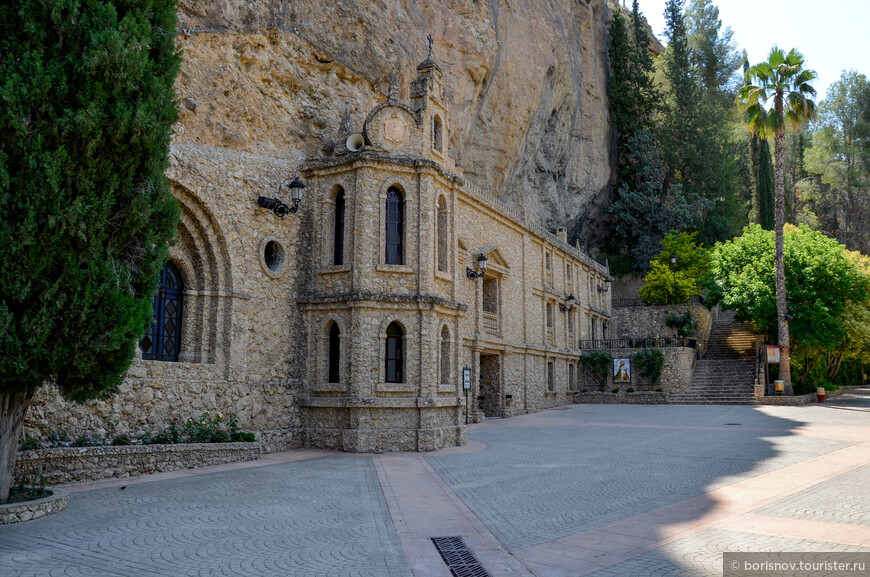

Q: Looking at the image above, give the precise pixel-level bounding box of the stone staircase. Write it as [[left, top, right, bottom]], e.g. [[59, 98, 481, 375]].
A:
[[669, 311, 759, 405]]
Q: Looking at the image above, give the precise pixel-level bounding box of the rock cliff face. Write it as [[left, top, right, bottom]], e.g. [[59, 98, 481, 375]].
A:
[[174, 0, 619, 249]]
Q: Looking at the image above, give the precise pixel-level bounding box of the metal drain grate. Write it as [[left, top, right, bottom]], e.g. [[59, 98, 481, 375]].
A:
[[431, 536, 492, 577]]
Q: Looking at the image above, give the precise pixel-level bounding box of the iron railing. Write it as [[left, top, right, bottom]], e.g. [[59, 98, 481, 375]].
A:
[[578, 336, 697, 350], [611, 297, 705, 308]]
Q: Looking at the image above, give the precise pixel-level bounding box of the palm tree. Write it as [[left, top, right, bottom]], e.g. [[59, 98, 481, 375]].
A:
[[737, 47, 817, 388]]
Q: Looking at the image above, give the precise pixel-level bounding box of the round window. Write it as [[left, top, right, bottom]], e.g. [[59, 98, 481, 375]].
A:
[[264, 240, 285, 273]]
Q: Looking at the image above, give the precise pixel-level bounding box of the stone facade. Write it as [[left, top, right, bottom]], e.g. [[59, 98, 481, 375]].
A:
[[23, 57, 611, 454]]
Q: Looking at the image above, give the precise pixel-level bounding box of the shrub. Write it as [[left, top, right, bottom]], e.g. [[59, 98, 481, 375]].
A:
[[72, 435, 100, 448], [632, 348, 665, 384], [111, 435, 131, 446], [231, 431, 256, 443], [612, 388, 620, 394], [665, 310, 697, 337], [581, 351, 613, 386], [18, 438, 40, 451], [47, 430, 71, 447], [6, 471, 47, 504], [627, 387, 635, 393]]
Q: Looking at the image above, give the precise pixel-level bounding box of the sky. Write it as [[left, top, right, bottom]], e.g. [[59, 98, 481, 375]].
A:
[[634, 0, 870, 100]]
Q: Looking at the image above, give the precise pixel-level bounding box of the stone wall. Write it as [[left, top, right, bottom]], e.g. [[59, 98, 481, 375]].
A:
[[612, 303, 713, 345], [0, 490, 68, 526], [579, 347, 696, 395], [13, 442, 261, 486], [574, 391, 668, 404], [611, 274, 645, 301]]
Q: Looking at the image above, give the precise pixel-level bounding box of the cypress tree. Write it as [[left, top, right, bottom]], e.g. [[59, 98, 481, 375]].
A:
[[758, 139, 775, 230], [609, 4, 660, 186], [0, 0, 181, 500]]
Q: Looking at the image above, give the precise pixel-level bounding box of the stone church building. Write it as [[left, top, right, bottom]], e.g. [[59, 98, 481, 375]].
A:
[[24, 56, 612, 453]]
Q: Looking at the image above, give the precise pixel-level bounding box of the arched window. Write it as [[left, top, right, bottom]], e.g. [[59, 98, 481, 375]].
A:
[[385, 321, 404, 383], [333, 189, 345, 265], [327, 322, 341, 383], [433, 115, 443, 151], [141, 262, 183, 361], [385, 187, 404, 265], [437, 197, 448, 273], [440, 325, 450, 385]]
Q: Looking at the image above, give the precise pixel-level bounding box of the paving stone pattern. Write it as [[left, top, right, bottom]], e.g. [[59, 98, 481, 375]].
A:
[[754, 465, 870, 527], [0, 457, 410, 577], [426, 407, 852, 550], [2, 398, 868, 577], [582, 528, 870, 577]]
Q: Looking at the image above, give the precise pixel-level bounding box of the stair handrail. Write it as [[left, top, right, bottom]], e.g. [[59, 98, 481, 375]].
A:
[[698, 304, 720, 359], [755, 336, 767, 400]]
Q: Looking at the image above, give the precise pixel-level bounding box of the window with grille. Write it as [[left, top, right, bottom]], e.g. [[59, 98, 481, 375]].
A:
[[385, 321, 404, 383], [385, 187, 404, 265], [334, 189, 345, 265], [547, 361, 555, 392], [140, 262, 183, 362], [328, 322, 341, 383]]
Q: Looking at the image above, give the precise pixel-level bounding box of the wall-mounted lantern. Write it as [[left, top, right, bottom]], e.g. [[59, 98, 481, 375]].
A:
[[257, 176, 305, 218], [466, 253, 488, 280], [559, 293, 576, 312], [597, 278, 611, 293]]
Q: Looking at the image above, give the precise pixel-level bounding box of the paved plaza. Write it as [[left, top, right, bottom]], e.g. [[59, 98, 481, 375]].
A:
[[2, 390, 870, 577]]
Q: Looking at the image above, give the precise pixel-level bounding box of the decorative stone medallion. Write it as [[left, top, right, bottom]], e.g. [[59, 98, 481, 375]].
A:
[[383, 112, 408, 145]]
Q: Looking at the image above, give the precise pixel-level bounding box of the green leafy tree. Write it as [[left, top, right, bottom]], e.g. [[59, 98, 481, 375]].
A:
[[629, 0, 660, 127], [710, 225, 868, 387], [0, 0, 181, 500], [608, 132, 712, 269], [660, 0, 742, 245], [737, 47, 818, 388], [608, 4, 660, 185], [802, 71, 870, 253], [640, 231, 710, 304], [685, 0, 741, 94], [631, 348, 664, 383]]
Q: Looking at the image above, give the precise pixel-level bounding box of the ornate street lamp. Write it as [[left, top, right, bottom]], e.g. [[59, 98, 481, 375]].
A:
[[559, 294, 576, 312], [257, 176, 305, 218], [466, 253, 488, 280]]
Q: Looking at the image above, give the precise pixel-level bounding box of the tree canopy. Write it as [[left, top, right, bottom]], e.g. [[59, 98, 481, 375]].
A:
[[710, 224, 868, 349], [0, 0, 181, 500]]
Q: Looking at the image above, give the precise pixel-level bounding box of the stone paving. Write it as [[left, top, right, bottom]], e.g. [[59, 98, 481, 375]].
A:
[[0, 457, 409, 577], [2, 388, 870, 577], [754, 465, 870, 527]]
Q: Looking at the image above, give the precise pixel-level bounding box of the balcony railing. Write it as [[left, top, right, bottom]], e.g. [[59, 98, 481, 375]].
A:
[[482, 311, 499, 337]]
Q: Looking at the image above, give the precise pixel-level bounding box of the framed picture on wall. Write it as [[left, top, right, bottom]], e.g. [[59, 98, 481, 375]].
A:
[[613, 358, 631, 383]]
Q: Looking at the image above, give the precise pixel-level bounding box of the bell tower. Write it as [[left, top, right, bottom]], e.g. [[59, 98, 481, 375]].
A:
[[411, 38, 450, 164]]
